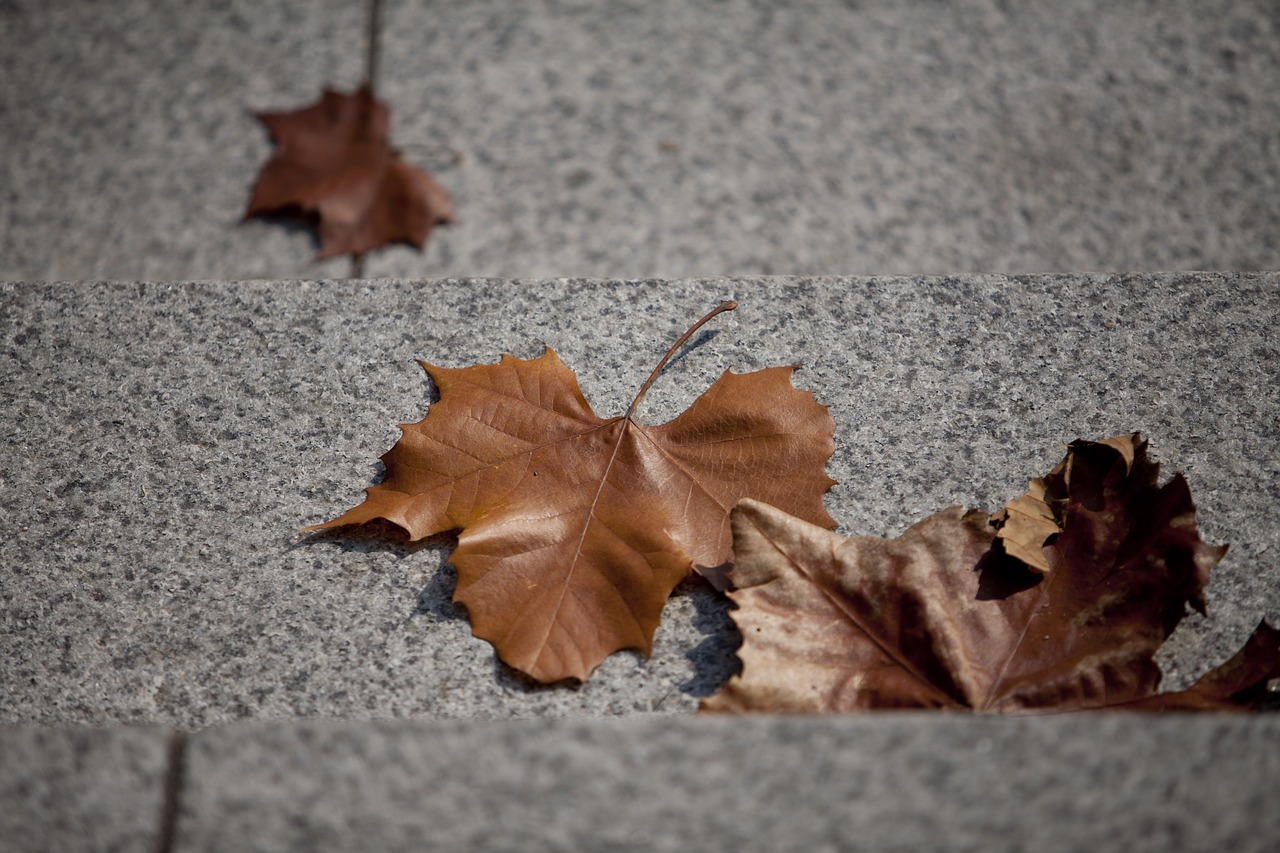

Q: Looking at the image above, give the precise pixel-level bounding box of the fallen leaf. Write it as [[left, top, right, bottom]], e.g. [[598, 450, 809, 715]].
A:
[[312, 302, 837, 683], [704, 435, 1280, 713], [245, 85, 453, 259]]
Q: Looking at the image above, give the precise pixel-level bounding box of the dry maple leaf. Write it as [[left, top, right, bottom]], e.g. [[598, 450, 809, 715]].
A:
[[311, 302, 837, 683], [703, 434, 1280, 713], [245, 85, 453, 259]]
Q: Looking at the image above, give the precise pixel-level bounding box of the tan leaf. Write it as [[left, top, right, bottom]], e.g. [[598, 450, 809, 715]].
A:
[[990, 477, 1056, 573], [312, 303, 836, 683]]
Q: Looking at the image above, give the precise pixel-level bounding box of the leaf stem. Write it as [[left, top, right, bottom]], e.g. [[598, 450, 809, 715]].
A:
[[626, 300, 737, 419]]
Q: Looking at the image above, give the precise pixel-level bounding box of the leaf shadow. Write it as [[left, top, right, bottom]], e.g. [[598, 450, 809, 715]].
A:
[[242, 207, 324, 254], [492, 656, 584, 694], [975, 542, 1045, 600], [673, 577, 742, 698], [660, 328, 720, 375], [300, 521, 469, 624], [299, 518, 435, 555], [412, 559, 468, 623]]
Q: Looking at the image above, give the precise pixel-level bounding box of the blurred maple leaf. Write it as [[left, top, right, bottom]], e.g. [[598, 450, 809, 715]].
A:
[[310, 302, 837, 683], [245, 85, 453, 259], [704, 434, 1280, 713]]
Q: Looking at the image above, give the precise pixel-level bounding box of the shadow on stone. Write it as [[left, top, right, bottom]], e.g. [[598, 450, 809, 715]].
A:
[[240, 208, 323, 254], [299, 522, 468, 623], [412, 560, 467, 623], [659, 328, 719, 376], [492, 654, 584, 694], [299, 518, 441, 555], [975, 543, 1044, 601], [674, 578, 741, 698]]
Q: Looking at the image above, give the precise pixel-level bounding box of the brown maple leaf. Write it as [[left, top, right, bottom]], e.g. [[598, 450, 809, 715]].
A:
[[245, 85, 453, 259], [310, 302, 837, 683], [703, 434, 1280, 713]]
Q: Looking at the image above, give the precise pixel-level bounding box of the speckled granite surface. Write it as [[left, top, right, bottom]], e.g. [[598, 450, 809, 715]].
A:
[[170, 715, 1280, 853], [4, 1, 1280, 282], [2, 275, 1277, 729]]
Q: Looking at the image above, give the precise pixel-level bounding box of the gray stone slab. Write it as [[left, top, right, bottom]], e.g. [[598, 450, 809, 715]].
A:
[[0, 0, 363, 282], [174, 715, 1280, 852], [1, 275, 1277, 729], [0, 725, 173, 853], [370, 0, 1280, 279], [5, 2, 1280, 282]]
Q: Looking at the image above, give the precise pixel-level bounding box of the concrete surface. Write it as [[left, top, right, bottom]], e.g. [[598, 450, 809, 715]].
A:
[[5, 1, 1280, 282], [2, 274, 1277, 731], [0, 725, 173, 853]]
